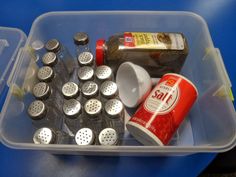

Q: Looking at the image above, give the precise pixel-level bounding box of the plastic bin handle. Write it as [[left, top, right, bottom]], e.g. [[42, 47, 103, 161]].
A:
[[215, 48, 231, 87], [214, 48, 234, 101]]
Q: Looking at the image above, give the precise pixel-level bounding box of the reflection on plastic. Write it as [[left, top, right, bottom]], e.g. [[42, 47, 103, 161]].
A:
[[0, 39, 9, 55]]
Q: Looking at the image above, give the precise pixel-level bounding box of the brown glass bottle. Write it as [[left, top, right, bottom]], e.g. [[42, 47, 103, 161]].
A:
[[96, 32, 188, 77]]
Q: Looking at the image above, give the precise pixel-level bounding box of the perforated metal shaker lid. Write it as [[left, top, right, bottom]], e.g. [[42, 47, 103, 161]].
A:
[[37, 66, 54, 82], [28, 100, 47, 120], [77, 52, 93, 66], [78, 66, 94, 82], [105, 99, 124, 118], [42, 52, 58, 66], [33, 82, 51, 100], [33, 127, 56, 144], [100, 81, 118, 99], [75, 128, 95, 145], [99, 128, 118, 146], [63, 99, 82, 118], [45, 39, 61, 53], [62, 82, 80, 99], [95, 65, 112, 81], [31, 40, 44, 51], [84, 98, 102, 117], [73, 32, 89, 45], [81, 81, 98, 98]]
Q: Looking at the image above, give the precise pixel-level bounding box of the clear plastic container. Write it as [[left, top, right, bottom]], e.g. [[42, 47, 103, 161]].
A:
[[0, 11, 235, 156]]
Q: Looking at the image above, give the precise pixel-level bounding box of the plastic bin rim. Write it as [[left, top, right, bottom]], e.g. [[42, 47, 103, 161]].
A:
[[1, 133, 236, 153], [0, 26, 26, 37], [26, 10, 213, 47], [31, 10, 208, 23], [0, 26, 27, 88]]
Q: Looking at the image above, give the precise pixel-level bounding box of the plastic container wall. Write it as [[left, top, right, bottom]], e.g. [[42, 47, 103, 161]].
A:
[[0, 27, 26, 98]]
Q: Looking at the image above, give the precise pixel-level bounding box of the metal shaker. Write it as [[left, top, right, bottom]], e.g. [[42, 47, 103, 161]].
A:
[[73, 32, 90, 54], [28, 100, 62, 130], [77, 66, 94, 87], [37, 66, 64, 92], [33, 127, 70, 144], [95, 65, 113, 85], [75, 128, 95, 145], [84, 98, 103, 134], [77, 52, 95, 68], [45, 39, 74, 75], [30, 40, 45, 62], [61, 81, 80, 100], [98, 128, 119, 146], [81, 81, 99, 104], [33, 82, 63, 110], [104, 99, 125, 135], [100, 81, 119, 104], [42, 52, 69, 82], [63, 99, 83, 134]]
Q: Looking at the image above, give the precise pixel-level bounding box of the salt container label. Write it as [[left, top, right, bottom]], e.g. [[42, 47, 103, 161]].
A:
[[144, 80, 180, 114]]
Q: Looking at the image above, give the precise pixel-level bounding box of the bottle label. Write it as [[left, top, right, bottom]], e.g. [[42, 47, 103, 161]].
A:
[[123, 32, 184, 50], [144, 79, 179, 114]]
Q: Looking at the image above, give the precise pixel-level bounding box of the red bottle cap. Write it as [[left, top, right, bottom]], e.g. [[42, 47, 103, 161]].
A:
[[96, 39, 105, 66]]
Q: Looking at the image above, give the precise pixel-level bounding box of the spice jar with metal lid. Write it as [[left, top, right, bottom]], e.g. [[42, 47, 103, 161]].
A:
[[30, 40, 45, 62], [27, 100, 62, 129], [45, 39, 74, 75], [63, 99, 84, 134], [33, 82, 63, 111], [81, 81, 99, 105], [37, 66, 64, 92], [84, 98, 103, 134], [75, 128, 95, 145], [95, 65, 113, 86], [73, 32, 90, 55], [98, 128, 119, 146], [42, 52, 69, 82], [61, 82, 81, 101], [33, 127, 71, 144], [104, 99, 125, 135], [77, 66, 94, 87], [77, 51, 95, 68], [100, 81, 119, 104]]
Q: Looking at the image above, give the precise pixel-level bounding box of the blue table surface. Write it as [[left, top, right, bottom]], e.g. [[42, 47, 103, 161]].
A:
[[0, 0, 235, 177]]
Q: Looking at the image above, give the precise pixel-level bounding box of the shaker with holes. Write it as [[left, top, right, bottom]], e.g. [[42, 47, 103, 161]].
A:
[[77, 52, 95, 68], [73, 32, 90, 54], [62, 82, 80, 101], [33, 82, 63, 111], [42, 52, 69, 82], [81, 81, 99, 105], [27, 100, 62, 129], [45, 39, 74, 75], [72, 32, 90, 83], [100, 81, 119, 104], [30, 40, 45, 62], [104, 99, 125, 135], [33, 127, 71, 144], [75, 128, 95, 145], [77, 66, 94, 87], [63, 99, 84, 134], [99, 128, 119, 146], [37, 66, 64, 92], [95, 65, 113, 85], [71, 52, 95, 84], [84, 99, 103, 134]]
